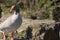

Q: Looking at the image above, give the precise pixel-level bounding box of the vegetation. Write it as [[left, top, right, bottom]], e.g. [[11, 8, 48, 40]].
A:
[[1, 0, 59, 19]]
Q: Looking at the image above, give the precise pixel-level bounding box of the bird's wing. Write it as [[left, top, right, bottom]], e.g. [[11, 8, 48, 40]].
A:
[[0, 14, 18, 29]]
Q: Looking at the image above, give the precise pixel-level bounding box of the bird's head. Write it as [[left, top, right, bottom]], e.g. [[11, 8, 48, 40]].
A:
[[10, 5, 19, 13]]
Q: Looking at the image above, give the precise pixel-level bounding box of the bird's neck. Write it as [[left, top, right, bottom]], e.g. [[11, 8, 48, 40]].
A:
[[14, 11, 19, 15]]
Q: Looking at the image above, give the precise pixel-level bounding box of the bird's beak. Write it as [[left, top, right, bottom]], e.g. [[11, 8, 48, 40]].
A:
[[10, 6, 15, 13], [10, 8, 14, 13]]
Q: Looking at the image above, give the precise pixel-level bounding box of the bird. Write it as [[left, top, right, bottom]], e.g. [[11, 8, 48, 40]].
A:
[[0, 5, 22, 40]]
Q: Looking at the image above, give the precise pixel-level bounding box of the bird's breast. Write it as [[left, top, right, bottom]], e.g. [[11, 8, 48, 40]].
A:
[[11, 14, 22, 28], [0, 14, 22, 33]]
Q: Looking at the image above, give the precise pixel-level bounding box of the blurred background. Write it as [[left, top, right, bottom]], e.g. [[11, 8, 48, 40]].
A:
[[0, 0, 60, 20], [0, 0, 60, 40]]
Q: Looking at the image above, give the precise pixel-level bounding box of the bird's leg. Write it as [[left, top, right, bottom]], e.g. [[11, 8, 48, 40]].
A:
[[11, 32, 15, 40], [3, 32, 6, 40]]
